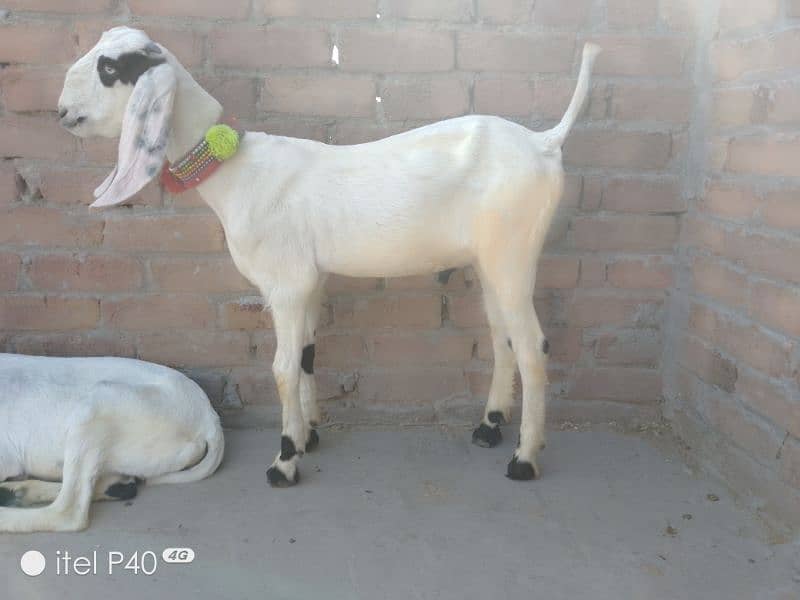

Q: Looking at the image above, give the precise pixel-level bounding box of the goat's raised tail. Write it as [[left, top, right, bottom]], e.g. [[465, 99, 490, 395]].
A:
[[543, 43, 602, 150]]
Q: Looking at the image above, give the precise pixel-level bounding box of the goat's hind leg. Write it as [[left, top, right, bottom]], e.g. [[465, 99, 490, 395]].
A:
[[472, 286, 516, 448], [0, 422, 105, 532]]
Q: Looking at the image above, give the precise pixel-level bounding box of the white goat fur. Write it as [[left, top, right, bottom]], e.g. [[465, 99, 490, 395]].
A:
[[0, 354, 224, 532], [58, 27, 600, 485]]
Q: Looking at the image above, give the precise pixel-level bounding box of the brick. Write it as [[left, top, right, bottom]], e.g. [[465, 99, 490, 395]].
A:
[[590, 36, 685, 77], [29, 254, 143, 293], [608, 257, 674, 289], [749, 279, 800, 338], [458, 32, 573, 73], [334, 294, 442, 329], [316, 333, 367, 368], [691, 255, 748, 310], [0, 296, 99, 331], [382, 0, 474, 21], [11, 331, 136, 358], [712, 88, 756, 128], [603, 178, 685, 213], [357, 367, 468, 404], [718, 0, 778, 31], [447, 293, 486, 328], [543, 326, 582, 361], [381, 77, 469, 120], [728, 231, 800, 286], [0, 207, 104, 248], [767, 86, 800, 125], [711, 85, 800, 128], [104, 215, 225, 253], [263, 74, 375, 118], [0, 24, 74, 65], [128, 0, 250, 18], [369, 332, 473, 366], [0, 115, 77, 160], [762, 190, 800, 232], [682, 335, 738, 393], [0, 67, 63, 112], [533, 78, 589, 120], [150, 257, 254, 293], [572, 215, 679, 252], [0, 253, 20, 291], [689, 302, 792, 378], [330, 120, 405, 145], [569, 367, 662, 403], [476, 0, 534, 24], [198, 77, 259, 121], [610, 85, 692, 124], [712, 29, 800, 81], [2, 0, 111, 11], [341, 28, 454, 73], [103, 295, 215, 330], [606, 0, 658, 27], [325, 274, 382, 294], [537, 255, 579, 289], [261, 0, 375, 18], [699, 183, 759, 221], [138, 331, 252, 368], [579, 257, 606, 287], [211, 27, 330, 69], [738, 370, 799, 438], [594, 329, 661, 367], [0, 163, 15, 206], [706, 396, 783, 465], [568, 292, 663, 327], [726, 136, 800, 177], [219, 297, 273, 330], [533, 0, 593, 26], [474, 76, 534, 117], [37, 167, 161, 207], [563, 130, 672, 170]]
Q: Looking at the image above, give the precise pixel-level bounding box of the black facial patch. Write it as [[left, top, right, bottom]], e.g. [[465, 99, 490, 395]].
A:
[[301, 343, 316, 375], [97, 51, 165, 87], [542, 339, 550, 355], [280, 435, 297, 461]]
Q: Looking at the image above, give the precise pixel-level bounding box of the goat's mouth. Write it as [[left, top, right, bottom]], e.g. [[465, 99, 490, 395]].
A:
[[58, 110, 88, 131]]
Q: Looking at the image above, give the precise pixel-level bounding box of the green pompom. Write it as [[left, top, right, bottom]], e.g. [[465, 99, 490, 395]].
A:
[[205, 124, 240, 160]]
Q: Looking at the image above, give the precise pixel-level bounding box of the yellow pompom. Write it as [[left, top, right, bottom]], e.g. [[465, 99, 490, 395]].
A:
[[205, 124, 240, 160]]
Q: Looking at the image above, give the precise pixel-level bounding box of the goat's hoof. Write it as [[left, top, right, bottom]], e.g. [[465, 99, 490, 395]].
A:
[[472, 423, 502, 448], [0, 486, 16, 507], [105, 479, 139, 501], [305, 429, 320, 453], [267, 465, 299, 488], [506, 456, 538, 480]]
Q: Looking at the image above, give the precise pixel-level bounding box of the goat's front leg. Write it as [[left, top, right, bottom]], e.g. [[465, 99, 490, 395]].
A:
[[266, 290, 313, 488]]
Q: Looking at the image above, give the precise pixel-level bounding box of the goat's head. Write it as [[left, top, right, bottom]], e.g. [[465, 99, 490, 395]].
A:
[[59, 27, 177, 207]]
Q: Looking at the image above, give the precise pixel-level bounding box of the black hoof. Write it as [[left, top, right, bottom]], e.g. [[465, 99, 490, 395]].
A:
[[267, 465, 299, 488], [472, 423, 502, 448], [506, 456, 538, 480], [105, 480, 139, 501], [0, 486, 16, 507], [305, 429, 319, 452]]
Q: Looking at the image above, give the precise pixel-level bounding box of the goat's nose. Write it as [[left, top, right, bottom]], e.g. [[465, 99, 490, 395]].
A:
[[58, 107, 67, 119]]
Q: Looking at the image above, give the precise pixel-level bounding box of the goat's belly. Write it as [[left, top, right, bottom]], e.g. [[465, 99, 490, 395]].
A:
[[316, 230, 472, 278]]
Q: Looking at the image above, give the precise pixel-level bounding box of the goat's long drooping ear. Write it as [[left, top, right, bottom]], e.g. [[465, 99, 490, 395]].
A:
[[92, 62, 176, 208]]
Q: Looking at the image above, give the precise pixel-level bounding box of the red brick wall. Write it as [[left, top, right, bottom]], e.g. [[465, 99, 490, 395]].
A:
[[663, 0, 800, 529], [1, 1, 691, 425]]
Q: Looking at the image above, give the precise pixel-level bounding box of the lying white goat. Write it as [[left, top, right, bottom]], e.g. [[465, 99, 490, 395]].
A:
[[0, 354, 223, 532], [58, 27, 600, 486]]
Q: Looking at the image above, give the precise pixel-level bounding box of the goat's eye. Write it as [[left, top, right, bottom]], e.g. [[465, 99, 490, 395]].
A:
[[103, 64, 116, 75]]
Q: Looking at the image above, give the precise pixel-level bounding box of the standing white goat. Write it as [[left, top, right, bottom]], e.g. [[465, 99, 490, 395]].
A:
[[58, 27, 600, 486], [0, 354, 224, 532]]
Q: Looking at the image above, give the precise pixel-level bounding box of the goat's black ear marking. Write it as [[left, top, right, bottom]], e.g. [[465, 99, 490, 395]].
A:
[[97, 51, 165, 87], [280, 435, 297, 461], [301, 343, 316, 375], [542, 339, 550, 355]]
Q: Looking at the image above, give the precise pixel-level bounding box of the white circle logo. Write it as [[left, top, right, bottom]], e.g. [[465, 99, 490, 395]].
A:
[[20, 550, 46, 577]]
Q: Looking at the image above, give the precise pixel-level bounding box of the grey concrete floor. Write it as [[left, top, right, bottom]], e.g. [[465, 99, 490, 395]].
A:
[[3, 427, 799, 600]]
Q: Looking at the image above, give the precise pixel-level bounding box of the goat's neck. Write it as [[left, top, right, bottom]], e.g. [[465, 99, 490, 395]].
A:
[[166, 64, 223, 163]]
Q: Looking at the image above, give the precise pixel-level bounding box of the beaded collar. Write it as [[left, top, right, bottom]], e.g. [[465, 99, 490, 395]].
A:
[[160, 121, 243, 194]]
